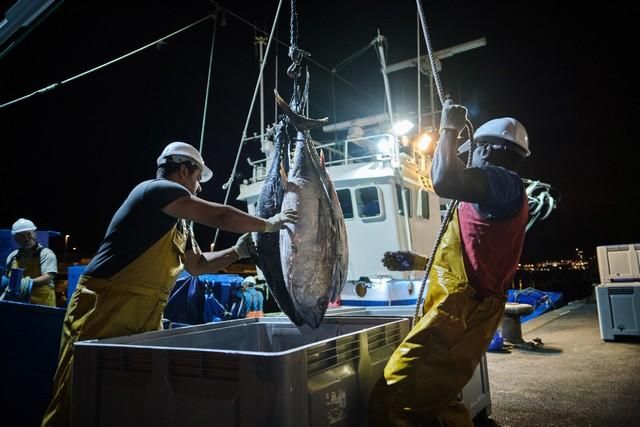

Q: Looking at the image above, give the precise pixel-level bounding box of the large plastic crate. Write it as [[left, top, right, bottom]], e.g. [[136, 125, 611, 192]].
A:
[[324, 305, 492, 419], [72, 317, 410, 427]]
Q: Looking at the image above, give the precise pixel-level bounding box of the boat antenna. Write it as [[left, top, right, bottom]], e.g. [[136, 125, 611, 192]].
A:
[[413, 0, 477, 320], [212, 0, 285, 248]]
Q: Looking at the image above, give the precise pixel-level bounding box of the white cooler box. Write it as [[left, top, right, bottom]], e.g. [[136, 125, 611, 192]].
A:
[[595, 244, 640, 341]]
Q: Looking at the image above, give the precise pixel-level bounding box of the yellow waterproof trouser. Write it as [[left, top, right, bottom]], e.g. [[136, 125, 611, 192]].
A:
[[42, 224, 186, 427], [369, 211, 505, 427]]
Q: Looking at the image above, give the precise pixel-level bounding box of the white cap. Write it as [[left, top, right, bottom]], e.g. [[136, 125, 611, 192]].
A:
[[243, 276, 257, 286], [12, 218, 37, 235], [157, 142, 213, 182], [458, 117, 530, 157]]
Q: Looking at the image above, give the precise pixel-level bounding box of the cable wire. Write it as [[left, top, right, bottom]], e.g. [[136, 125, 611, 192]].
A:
[[199, 14, 219, 153], [0, 14, 214, 110], [212, 0, 285, 248]]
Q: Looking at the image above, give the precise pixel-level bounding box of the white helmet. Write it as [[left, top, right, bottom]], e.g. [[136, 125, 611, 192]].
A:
[[157, 142, 213, 182], [243, 276, 257, 286], [12, 218, 37, 235], [458, 117, 530, 157]]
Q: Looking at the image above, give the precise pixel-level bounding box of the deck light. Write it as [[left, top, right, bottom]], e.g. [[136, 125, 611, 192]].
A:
[[416, 133, 433, 153], [392, 119, 414, 136]]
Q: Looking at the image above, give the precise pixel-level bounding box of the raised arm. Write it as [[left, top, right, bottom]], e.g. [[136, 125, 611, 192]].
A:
[[431, 100, 489, 203]]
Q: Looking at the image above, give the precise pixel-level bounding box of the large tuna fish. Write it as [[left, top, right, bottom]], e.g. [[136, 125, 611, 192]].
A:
[[276, 91, 349, 329], [255, 116, 304, 326]]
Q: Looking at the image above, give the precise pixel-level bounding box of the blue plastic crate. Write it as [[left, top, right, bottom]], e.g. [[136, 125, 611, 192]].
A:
[[0, 300, 65, 426], [67, 265, 87, 303]]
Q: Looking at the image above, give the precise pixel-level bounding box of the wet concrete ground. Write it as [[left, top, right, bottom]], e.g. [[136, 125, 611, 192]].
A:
[[479, 300, 640, 427]]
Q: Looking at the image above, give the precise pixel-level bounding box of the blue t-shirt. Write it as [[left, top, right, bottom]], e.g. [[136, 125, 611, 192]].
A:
[[84, 179, 190, 278], [473, 165, 524, 220]]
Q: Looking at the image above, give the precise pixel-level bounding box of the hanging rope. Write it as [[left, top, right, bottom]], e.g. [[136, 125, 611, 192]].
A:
[[0, 14, 214, 110], [415, 0, 445, 105], [413, 0, 478, 320], [212, 0, 285, 248]]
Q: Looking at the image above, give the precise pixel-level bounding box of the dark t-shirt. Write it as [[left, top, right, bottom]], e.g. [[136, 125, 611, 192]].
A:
[[473, 165, 524, 220], [84, 179, 190, 278]]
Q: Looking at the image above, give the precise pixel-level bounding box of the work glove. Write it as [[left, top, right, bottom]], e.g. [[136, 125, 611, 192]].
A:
[[18, 277, 33, 300], [263, 208, 298, 232], [233, 233, 257, 259], [381, 250, 428, 271], [439, 99, 468, 135]]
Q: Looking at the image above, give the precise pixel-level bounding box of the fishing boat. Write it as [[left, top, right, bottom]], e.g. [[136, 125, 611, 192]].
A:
[[236, 34, 557, 309]]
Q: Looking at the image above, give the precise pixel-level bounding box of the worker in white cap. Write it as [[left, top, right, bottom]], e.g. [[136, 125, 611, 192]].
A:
[[1, 218, 58, 306], [43, 141, 297, 426], [372, 103, 531, 427]]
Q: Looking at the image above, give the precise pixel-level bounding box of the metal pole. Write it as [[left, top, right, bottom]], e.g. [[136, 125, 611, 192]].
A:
[[374, 32, 413, 252], [374, 33, 399, 169], [257, 36, 267, 145], [417, 13, 422, 132]]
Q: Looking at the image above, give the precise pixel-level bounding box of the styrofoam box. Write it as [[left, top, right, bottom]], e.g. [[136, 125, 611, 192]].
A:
[[72, 317, 410, 427], [596, 244, 640, 284]]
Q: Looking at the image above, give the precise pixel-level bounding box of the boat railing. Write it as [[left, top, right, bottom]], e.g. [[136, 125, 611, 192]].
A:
[[244, 133, 397, 184]]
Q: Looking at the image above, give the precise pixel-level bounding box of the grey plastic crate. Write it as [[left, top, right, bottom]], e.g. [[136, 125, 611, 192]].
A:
[[72, 317, 410, 427]]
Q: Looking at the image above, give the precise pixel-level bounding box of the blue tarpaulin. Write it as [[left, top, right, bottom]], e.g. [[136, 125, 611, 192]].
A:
[[165, 273, 245, 325], [507, 287, 564, 323]]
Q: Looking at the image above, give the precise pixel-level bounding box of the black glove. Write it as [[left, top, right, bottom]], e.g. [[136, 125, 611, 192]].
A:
[[439, 99, 468, 135], [381, 250, 428, 271]]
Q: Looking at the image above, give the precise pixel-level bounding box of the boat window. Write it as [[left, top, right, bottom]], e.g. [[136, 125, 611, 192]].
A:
[[356, 186, 383, 219], [395, 184, 411, 217], [337, 189, 354, 219], [418, 189, 429, 219]]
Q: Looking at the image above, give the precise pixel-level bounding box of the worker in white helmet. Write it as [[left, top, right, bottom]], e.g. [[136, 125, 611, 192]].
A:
[[42, 141, 297, 426], [373, 102, 530, 427], [241, 276, 264, 318], [0, 218, 58, 306]]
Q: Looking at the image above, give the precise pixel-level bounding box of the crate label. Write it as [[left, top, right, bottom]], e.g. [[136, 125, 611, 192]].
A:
[[325, 389, 347, 424]]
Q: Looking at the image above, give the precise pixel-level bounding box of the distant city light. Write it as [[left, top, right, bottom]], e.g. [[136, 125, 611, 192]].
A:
[[392, 120, 414, 136]]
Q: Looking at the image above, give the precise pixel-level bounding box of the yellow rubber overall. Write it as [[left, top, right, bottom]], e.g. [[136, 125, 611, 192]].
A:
[[9, 250, 56, 306], [42, 223, 187, 427], [369, 211, 505, 427]]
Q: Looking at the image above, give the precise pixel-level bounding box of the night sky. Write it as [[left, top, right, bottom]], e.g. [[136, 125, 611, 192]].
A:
[[1, 0, 637, 263]]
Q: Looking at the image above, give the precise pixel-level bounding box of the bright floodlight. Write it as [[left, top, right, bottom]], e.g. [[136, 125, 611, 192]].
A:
[[417, 133, 432, 152], [377, 137, 393, 154], [393, 120, 414, 136]]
